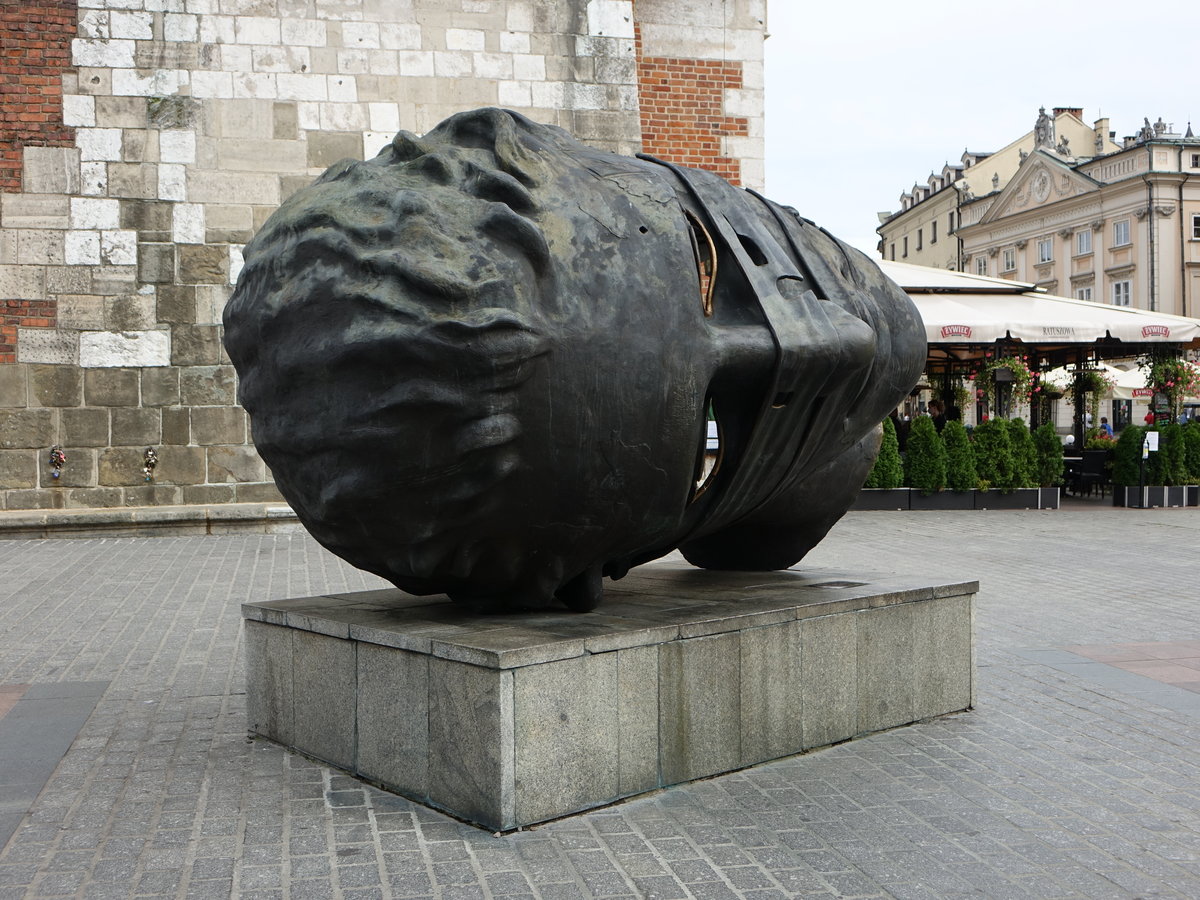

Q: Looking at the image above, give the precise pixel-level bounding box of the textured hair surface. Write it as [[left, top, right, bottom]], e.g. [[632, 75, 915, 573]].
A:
[[226, 111, 571, 601]]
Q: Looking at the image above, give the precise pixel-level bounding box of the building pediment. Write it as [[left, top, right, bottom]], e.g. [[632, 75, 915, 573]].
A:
[[978, 151, 1097, 225]]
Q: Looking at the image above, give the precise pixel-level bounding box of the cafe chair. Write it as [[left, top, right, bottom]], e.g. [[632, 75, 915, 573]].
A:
[[1066, 449, 1108, 498]]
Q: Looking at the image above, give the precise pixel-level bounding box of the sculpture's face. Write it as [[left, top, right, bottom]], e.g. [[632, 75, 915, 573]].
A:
[[225, 109, 925, 610]]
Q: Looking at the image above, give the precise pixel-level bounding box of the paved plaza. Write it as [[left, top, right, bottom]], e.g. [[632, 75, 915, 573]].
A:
[[2, 502, 1200, 899]]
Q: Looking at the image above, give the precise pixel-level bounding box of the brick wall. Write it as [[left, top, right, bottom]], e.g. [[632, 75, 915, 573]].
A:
[[0, 0, 77, 192], [1, 300, 57, 365], [634, 24, 747, 185]]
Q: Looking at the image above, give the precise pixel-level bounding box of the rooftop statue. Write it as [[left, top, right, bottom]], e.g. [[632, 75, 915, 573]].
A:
[[224, 108, 925, 612]]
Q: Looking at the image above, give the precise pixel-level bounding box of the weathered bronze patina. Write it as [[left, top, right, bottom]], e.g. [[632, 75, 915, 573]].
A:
[[224, 108, 925, 611]]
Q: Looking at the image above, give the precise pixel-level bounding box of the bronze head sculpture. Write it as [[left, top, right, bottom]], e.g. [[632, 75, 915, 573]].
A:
[[224, 108, 925, 611]]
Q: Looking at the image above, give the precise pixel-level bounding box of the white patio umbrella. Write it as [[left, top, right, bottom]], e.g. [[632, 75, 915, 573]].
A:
[[880, 260, 1200, 354], [1041, 362, 1147, 401]]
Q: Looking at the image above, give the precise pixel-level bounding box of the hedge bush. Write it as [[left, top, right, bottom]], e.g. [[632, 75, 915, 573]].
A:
[[864, 417, 904, 489], [1006, 418, 1038, 489], [1184, 421, 1200, 482], [1033, 422, 1064, 487], [1112, 425, 1145, 486], [971, 418, 1015, 491], [903, 415, 946, 495], [1158, 423, 1189, 486], [943, 420, 977, 492]]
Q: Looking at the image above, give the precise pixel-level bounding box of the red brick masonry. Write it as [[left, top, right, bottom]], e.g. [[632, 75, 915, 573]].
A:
[[634, 24, 748, 186], [1, 299, 57, 364], [0, 0, 77, 192]]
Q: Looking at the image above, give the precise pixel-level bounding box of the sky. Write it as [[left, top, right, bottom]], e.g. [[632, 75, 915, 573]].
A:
[[763, 0, 1198, 259]]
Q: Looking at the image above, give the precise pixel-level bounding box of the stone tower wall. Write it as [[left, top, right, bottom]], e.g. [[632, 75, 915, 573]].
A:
[[0, 0, 765, 512]]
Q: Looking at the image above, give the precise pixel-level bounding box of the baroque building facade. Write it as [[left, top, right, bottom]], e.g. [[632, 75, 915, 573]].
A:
[[877, 107, 1200, 322], [0, 0, 767, 513], [877, 107, 1122, 272]]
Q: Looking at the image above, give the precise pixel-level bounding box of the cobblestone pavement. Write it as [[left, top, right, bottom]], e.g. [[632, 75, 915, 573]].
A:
[[2, 503, 1200, 899]]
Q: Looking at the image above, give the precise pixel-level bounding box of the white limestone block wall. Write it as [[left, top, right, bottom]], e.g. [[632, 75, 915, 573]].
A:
[[0, 0, 766, 510]]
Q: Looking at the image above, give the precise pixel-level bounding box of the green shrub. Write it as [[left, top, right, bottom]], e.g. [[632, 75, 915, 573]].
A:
[[1184, 421, 1200, 482], [1006, 418, 1038, 488], [1112, 425, 1145, 486], [943, 420, 977, 492], [903, 415, 947, 495], [1143, 427, 1167, 486], [1159, 423, 1189, 486], [1033, 422, 1064, 487], [971, 418, 1015, 492], [864, 418, 904, 489]]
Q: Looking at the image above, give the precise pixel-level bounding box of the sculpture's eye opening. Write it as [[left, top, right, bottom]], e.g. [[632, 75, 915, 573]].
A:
[[737, 232, 768, 266], [685, 209, 716, 317], [691, 400, 722, 501]]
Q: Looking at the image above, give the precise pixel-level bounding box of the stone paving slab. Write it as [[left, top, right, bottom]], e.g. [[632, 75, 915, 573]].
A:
[[0, 506, 1199, 898], [0, 683, 107, 850]]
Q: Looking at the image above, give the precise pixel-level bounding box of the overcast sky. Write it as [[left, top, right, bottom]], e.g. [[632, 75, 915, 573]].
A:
[[763, 0, 1198, 259]]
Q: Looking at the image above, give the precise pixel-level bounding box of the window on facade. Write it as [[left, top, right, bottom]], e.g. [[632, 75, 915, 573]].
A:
[[1113, 219, 1130, 246], [1076, 230, 1092, 255], [1192, 153, 1200, 168], [1037, 237, 1053, 264], [903, 236, 908, 258], [948, 212, 955, 234], [1075, 286, 1093, 301], [1193, 214, 1200, 240], [1002, 249, 1015, 271], [917, 228, 923, 251], [1112, 281, 1131, 306], [890, 243, 896, 260], [931, 221, 937, 244], [975, 257, 987, 276]]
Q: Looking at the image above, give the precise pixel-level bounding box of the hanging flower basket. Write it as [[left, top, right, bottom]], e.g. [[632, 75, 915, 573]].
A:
[[1065, 369, 1118, 424], [1140, 355, 1200, 420], [973, 355, 1034, 415]]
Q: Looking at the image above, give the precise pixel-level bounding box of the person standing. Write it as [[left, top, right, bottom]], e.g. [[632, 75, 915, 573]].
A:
[[928, 399, 946, 433]]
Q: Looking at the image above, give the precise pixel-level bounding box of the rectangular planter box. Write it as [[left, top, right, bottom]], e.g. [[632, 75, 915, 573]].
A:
[[974, 488, 1047, 510], [853, 488, 1059, 511], [852, 488, 911, 510], [909, 490, 974, 510], [1113, 485, 1199, 508], [1039, 487, 1061, 509], [243, 565, 977, 832]]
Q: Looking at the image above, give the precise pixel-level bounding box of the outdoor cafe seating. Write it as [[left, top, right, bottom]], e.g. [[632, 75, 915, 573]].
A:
[[1063, 449, 1109, 498]]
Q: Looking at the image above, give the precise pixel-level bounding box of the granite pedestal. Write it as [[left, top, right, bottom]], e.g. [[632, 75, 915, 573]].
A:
[[242, 561, 977, 832]]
